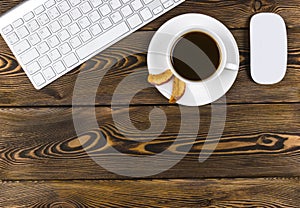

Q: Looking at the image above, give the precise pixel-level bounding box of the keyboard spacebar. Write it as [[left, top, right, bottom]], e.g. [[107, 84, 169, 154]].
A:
[[76, 23, 130, 60]]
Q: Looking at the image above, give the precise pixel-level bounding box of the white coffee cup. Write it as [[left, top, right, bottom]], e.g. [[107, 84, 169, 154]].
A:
[[167, 26, 239, 84]]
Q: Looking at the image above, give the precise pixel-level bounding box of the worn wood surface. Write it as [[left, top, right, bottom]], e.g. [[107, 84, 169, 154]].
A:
[[0, 104, 299, 180], [1, 178, 299, 207], [0, 0, 299, 207]]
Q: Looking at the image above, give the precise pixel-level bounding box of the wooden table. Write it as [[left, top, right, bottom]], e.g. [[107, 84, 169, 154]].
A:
[[1, 0, 299, 207]]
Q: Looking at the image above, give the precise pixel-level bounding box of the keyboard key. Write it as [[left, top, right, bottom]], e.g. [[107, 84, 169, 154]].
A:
[[21, 48, 40, 65], [90, 24, 102, 36], [121, 0, 130, 3], [89, 10, 101, 23], [17, 26, 30, 38], [163, 0, 174, 8], [131, 0, 143, 11], [2, 25, 13, 35], [60, 14, 72, 26], [140, 8, 152, 21], [48, 7, 61, 19], [80, 2, 92, 14], [49, 49, 61, 61], [7, 33, 19, 45], [37, 42, 50, 54], [38, 14, 50, 25], [28, 33, 41, 46], [69, 0, 81, 6], [110, 0, 121, 10], [13, 19, 24, 28], [58, 29, 71, 41], [153, 6, 163, 15], [76, 22, 129, 60], [69, 23, 81, 35], [39, 27, 51, 39], [90, 0, 103, 7], [80, 30, 92, 42], [121, 5, 133, 17], [59, 43, 71, 54], [70, 8, 82, 20], [79, 17, 91, 29], [127, 14, 142, 29], [45, 0, 56, 8], [58, 1, 71, 13], [143, 0, 153, 4], [27, 61, 41, 74], [24, 12, 35, 22], [27, 20, 40, 32], [70, 37, 82, 48], [53, 61, 66, 74], [32, 73, 46, 86], [49, 21, 62, 33], [39, 55, 51, 67], [43, 67, 56, 80], [35, 5, 45, 15], [111, 12, 122, 23], [99, 4, 112, 16], [100, 18, 112, 29], [48, 35, 60, 47], [14, 40, 31, 55], [63, 53, 79, 67]]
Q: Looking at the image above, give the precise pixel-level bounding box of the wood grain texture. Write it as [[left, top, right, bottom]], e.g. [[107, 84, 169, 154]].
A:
[[0, 29, 299, 106], [0, 104, 299, 180], [1, 0, 300, 29], [1, 178, 299, 207]]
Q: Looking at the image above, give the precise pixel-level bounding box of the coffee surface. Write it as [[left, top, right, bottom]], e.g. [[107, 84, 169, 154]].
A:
[[171, 31, 220, 81]]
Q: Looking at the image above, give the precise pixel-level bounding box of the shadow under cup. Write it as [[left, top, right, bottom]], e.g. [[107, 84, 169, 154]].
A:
[[170, 30, 222, 83]]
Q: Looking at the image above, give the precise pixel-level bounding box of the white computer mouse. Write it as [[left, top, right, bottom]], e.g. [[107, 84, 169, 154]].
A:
[[250, 13, 287, 85]]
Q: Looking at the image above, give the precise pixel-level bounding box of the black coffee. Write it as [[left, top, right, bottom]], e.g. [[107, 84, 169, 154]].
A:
[[171, 31, 220, 81]]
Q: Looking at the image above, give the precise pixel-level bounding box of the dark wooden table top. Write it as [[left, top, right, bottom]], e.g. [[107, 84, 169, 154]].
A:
[[1, 0, 299, 207]]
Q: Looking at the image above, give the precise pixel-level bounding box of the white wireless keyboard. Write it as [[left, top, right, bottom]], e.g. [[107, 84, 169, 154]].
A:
[[0, 0, 184, 89]]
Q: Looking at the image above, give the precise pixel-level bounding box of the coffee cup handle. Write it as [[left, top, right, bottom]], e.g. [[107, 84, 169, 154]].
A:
[[225, 63, 239, 71]]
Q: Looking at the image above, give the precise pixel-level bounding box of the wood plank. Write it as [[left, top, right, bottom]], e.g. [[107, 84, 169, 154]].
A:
[[0, 104, 299, 180], [1, 0, 300, 29], [1, 178, 299, 207], [0, 29, 299, 106]]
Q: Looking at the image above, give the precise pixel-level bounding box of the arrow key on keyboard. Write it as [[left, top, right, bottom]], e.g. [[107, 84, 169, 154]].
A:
[[163, 0, 174, 8]]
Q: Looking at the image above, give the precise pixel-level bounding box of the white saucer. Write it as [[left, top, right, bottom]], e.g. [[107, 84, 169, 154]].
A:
[[147, 14, 240, 106]]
